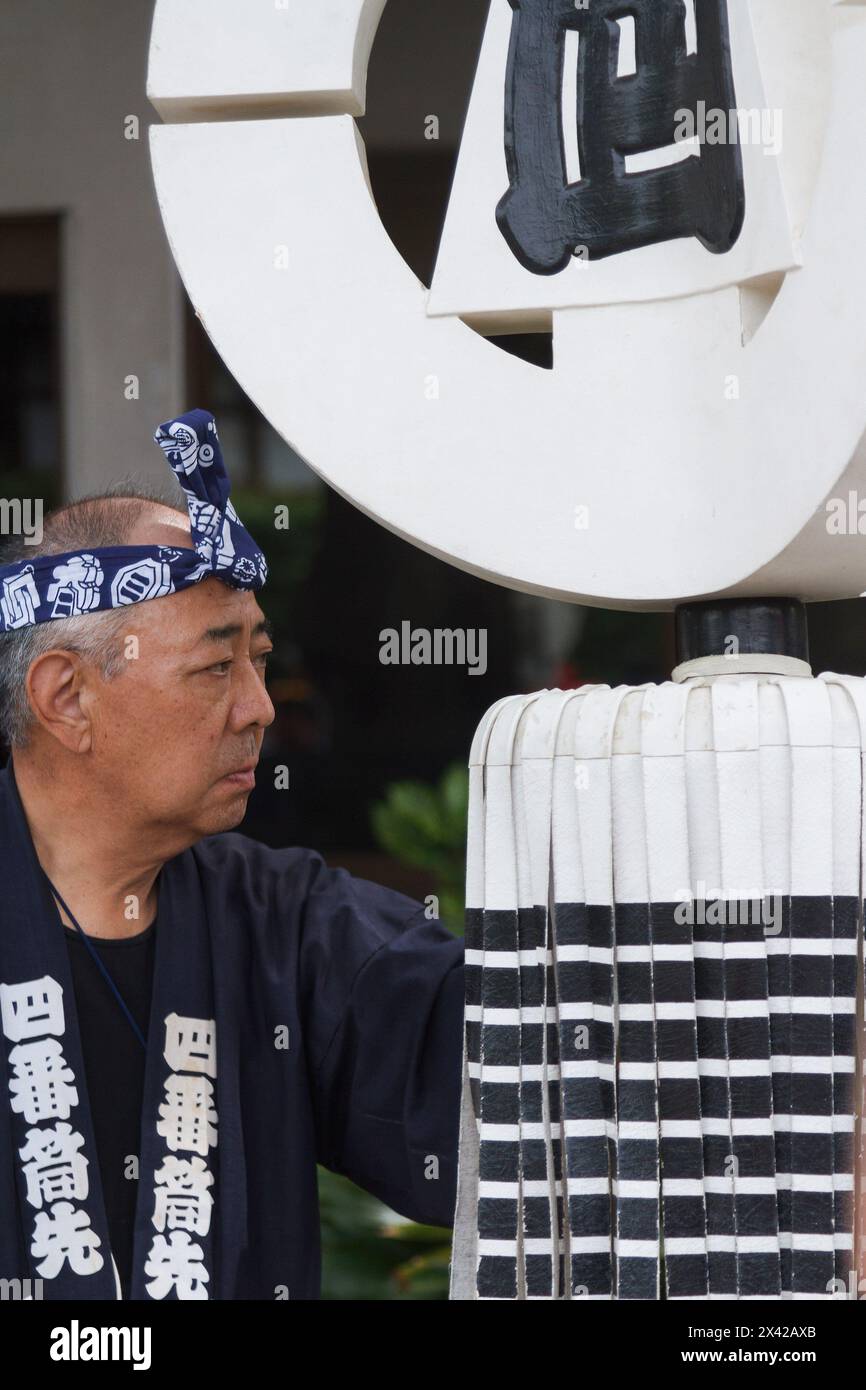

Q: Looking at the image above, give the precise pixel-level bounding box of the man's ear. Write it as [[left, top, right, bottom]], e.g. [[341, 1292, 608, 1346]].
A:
[[25, 649, 94, 753]]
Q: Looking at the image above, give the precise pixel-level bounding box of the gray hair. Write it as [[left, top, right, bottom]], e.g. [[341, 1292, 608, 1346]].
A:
[[0, 479, 187, 751]]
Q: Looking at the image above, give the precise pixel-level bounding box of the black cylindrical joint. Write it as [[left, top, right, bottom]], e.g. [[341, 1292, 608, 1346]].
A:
[[675, 598, 810, 666]]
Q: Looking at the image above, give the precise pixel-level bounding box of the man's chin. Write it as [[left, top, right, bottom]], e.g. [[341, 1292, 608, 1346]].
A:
[[198, 786, 253, 835]]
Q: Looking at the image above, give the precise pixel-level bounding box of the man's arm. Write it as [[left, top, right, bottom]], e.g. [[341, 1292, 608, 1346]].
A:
[[299, 856, 466, 1227]]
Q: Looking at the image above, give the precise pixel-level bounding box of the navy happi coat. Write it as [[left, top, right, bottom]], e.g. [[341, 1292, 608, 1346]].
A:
[[0, 758, 465, 1299]]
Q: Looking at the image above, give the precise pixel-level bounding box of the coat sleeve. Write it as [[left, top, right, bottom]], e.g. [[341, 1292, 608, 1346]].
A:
[[298, 852, 465, 1228]]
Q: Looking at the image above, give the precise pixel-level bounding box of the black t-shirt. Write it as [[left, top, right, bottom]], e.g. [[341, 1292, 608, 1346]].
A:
[[64, 915, 157, 1300]]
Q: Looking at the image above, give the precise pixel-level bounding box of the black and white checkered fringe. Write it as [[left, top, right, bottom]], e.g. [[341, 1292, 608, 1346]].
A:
[[448, 676, 866, 1300]]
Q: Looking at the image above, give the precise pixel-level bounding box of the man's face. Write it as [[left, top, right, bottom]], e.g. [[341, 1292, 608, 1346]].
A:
[[67, 504, 276, 841]]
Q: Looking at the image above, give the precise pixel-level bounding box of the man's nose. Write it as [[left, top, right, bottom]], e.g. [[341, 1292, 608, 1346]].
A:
[[229, 660, 276, 731]]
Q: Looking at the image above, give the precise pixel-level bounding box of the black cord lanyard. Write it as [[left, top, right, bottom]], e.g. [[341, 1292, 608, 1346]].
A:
[[43, 871, 148, 1054]]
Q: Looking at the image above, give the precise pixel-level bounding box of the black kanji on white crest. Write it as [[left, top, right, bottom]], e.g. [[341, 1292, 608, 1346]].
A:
[[497, 0, 746, 274]]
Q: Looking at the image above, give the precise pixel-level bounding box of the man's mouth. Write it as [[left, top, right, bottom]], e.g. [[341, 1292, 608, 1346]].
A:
[[221, 761, 258, 789]]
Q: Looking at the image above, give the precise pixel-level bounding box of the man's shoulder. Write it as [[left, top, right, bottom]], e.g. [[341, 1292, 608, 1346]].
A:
[[189, 830, 429, 937], [187, 833, 338, 948], [190, 829, 327, 888]]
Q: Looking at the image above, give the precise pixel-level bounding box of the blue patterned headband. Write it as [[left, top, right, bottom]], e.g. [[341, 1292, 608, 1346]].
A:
[[0, 409, 267, 632]]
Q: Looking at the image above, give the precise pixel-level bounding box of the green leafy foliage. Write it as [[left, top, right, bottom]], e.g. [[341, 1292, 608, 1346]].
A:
[[370, 761, 469, 934], [317, 1169, 455, 1301]]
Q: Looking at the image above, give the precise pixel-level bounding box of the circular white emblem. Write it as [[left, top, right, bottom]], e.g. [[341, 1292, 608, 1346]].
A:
[[147, 0, 866, 607]]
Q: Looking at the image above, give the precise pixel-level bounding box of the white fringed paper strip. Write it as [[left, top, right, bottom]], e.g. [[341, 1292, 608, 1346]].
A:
[[449, 673, 866, 1300]]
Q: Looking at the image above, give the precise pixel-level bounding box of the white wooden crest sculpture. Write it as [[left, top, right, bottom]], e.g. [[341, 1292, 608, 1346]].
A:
[[147, 1, 866, 1300], [148, 0, 866, 609]]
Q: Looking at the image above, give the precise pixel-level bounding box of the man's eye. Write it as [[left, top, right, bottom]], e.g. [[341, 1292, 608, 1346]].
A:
[[209, 660, 232, 675]]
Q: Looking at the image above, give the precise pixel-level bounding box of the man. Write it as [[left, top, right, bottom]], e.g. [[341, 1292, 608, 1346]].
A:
[[0, 409, 465, 1301]]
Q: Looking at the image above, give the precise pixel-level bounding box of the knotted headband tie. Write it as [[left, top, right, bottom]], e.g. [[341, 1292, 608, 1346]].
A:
[[0, 408, 268, 632]]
